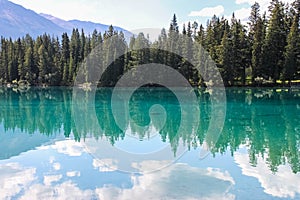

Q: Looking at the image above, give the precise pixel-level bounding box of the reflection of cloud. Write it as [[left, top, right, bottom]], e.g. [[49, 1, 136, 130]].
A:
[[66, 171, 81, 177], [235, 152, 300, 198], [19, 181, 94, 200], [93, 159, 118, 172], [49, 156, 55, 164], [53, 162, 61, 171], [85, 138, 187, 173], [1, 159, 235, 200], [131, 160, 172, 172], [0, 163, 36, 200], [0, 162, 92, 200], [51, 140, 84, 156], [95, 163, 235, 200], [44, 175, 62, 186]]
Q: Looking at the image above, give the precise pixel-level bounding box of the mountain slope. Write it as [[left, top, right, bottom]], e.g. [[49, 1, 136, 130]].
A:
[[0, 0, 131, 40], [0, 0, 67, 39], [40, 14, 132, 39]]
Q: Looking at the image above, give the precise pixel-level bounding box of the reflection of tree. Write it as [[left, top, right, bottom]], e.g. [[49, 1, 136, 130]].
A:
[[0, 88, 299, 173], [0, 88, 72, 138], [95, 89, 124, 145], [210, 88, 300, 173]]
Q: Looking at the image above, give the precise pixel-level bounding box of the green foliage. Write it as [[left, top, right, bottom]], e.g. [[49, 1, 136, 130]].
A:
[[262, 0, 287, 83], [283, 14, 299, 82], [0, 1, 299, 87]]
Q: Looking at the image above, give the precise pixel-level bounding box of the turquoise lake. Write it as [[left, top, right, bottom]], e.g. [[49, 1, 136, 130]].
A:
[[0, 87, 299, 200]]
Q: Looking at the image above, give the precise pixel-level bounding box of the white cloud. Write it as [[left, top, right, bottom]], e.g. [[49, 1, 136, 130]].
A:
[[189, 5, 225, 17], [235, 0, 295, 16], [234, 152, 300, 198], [235, 0, 254, 5], [224, 7, 251, 24], [0, 163, 36, 200], [234, 8, 252, 21], [235, 0, 294, 5]]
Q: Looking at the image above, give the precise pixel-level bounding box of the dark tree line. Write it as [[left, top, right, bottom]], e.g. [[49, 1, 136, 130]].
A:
[[0, 0, 300, 87]]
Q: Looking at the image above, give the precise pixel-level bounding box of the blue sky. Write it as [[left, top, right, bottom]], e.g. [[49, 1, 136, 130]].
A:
[[9, 0, 294, 31]]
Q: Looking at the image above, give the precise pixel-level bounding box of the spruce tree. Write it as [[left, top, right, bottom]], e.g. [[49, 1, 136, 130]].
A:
[[61, 33, 70, 84], [283, 14, 299, 84], [262, 0, 287, 83]]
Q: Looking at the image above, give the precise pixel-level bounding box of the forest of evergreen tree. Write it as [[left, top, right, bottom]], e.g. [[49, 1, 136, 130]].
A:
[[0, 0, 299, 87]]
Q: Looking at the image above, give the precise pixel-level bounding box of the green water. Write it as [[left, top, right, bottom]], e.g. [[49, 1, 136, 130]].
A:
[[0, 87, 299, 199]]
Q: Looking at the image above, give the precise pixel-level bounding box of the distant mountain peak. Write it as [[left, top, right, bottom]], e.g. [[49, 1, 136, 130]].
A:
[[0, 1, 131, 40], [40, 13, 132, 39], [0, 0, 66, 39]]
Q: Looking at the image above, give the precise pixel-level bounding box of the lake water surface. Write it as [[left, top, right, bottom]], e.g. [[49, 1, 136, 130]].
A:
[[0, 87, 299, 200]]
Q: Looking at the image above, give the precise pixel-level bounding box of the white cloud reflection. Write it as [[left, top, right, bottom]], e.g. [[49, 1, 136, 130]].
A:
[[20, 181, 94, 200], [0, 139, 236, 200], [44, 174, 62, 186], [51, 140, 85, 157], [0, 160, 235, 200], [0, 163, 36, 199], [93, 159, 118, 172], [96, 163, 235, 200], [66, 171, 81, 177], [234, 152, 300, 198]]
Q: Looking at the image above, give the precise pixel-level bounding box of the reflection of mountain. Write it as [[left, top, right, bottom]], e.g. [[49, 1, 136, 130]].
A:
[[0, 88, 300, 173], [0, 129, 55, 160]]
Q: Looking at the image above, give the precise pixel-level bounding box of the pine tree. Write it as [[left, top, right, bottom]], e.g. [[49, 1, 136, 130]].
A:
[[283, 14, 299, 84], [182, 23, 187, 35], [51, 37, 62, 85], [38, 44, 48, 84], [168, 14, 180, 70], [180, 24, 195, 84], [69, 29, 81, 84], [248, 2, 261, 43], [0, 38, 9, 84], [24, 46, 35, 84], [192, 21, 198, 38], [187, 21, 192, 37], [218, 28, 232, 86], [8, 38, 17, 83], [169, 14, 179, 33], [249, 3, 266, 84], [61, 33, 70, 84], [195, 24, 205, 46], [252, 16, 265, 83], [262, 0, 287, 83], [80, 29, 86, 62], [7, 38, 19, 82]]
